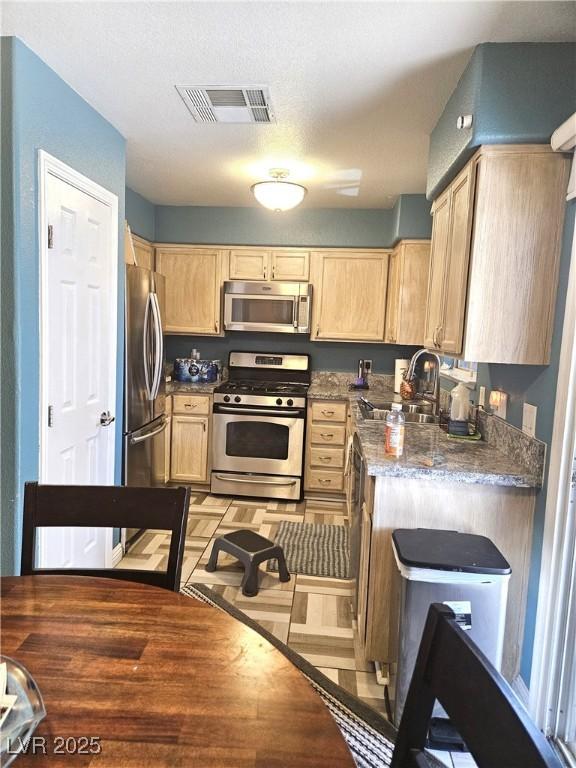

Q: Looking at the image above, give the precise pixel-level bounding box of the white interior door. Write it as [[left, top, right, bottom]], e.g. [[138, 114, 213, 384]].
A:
[[38, 152, 118, 569]]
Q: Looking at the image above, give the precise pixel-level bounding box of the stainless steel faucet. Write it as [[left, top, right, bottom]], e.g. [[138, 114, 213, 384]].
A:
[[406, 348, 441, 415]]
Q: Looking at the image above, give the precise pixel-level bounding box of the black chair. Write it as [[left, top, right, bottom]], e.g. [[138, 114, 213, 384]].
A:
[[21, 482, 190, 592], [391, 603, 564, 768]]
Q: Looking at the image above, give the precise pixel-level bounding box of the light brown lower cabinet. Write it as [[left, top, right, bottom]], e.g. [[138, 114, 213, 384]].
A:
[[305, 399, 349, 495], [164, 416, 171, 484], [357, 488, 374, 650], [170, 415, 209, 483], [358, 473, 535, 683]]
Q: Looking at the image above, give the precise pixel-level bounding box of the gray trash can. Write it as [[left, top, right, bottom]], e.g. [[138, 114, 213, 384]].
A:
[[391, 528, 511, 729]]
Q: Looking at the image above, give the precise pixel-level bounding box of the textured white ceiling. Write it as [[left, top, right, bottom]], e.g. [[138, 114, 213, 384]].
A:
[[2, 1, 575, 208]]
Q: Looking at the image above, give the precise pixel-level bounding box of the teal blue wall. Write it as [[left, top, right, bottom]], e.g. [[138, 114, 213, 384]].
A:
[[0, 37, 126, 576], [125, 186, 155, 241], [392, 194, 433, 242], [478, 200, 576, 682], [166, 334, 419, 375], [427, 43, 576, 200], [131, 191, 430, 375], [428, 40, 576, 685], [143, 193, 431, 371], [155, 205, 395, 247], [151, 194, 431, 248], [1, 38, 17, 576]]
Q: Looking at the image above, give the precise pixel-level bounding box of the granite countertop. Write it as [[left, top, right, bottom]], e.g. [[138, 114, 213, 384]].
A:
[[167, 380, 219, 394], [308, 375, 542, 487], [308, 373, 397, 401], [353, 405, 542, 488]]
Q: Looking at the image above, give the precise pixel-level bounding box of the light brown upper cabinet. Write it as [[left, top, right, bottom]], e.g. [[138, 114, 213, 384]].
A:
[[132, 234, 155, 271], [310, 251, 390, 342], [271, 250, 309, 281], [228, 248, 310, 282], [424, 145, 569, 364], [229, 250, 270, 280], [385, 240, 431, 345], [124, 224, 155, 270], [155, 247, 225, 335]]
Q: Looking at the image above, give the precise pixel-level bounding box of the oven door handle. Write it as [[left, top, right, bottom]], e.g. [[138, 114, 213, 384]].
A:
[[215, 406, 301, 417], [214, 474, 297, 487]]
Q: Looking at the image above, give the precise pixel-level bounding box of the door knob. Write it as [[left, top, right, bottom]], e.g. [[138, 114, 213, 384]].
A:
[[100, 411, 115, 426]]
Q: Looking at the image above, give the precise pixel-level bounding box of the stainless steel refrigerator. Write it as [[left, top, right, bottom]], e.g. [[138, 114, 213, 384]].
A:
[[123, 265, 167, 500]]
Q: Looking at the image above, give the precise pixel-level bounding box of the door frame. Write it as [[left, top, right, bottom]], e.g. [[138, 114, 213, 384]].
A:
[[529, 116, 576, 745], [38, 151, 118, 562]]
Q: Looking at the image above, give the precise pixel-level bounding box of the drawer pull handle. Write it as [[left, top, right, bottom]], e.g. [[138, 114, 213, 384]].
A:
[[318, 478, 332, 484], [320, 433, 334, 438], [321, 410, 335, 416], [319, 456, 332, 462], [184, 403, 198, 409]]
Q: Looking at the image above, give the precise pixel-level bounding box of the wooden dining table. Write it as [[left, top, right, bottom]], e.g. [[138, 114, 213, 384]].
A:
[[1, 576, 355, 767]]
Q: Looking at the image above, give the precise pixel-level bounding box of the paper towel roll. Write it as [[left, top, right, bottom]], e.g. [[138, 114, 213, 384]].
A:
[[394, 359, 410, 394]]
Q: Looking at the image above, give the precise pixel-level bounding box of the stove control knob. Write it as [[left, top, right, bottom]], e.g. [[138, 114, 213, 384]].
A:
[[234, 396, 241, 403], [276, 398, 283, 406], [287, 399, 294, 407], [223, 395, 230, 403]]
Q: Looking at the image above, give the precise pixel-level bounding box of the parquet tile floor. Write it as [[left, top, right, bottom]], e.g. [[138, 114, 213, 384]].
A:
[[117, 491, 387, 716]]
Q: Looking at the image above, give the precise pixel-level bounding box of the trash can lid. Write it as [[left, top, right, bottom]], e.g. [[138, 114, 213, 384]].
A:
[[392, 529, 511, 575]]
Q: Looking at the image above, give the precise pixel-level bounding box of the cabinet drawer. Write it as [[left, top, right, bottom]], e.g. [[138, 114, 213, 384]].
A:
[[310, 401, 347, 423], [307, 469, 344, 492], [172, 394, 211, 415], [310, 447, 345, 469], [309, 424, 346, 446]]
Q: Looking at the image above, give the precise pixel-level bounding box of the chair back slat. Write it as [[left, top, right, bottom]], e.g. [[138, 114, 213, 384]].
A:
[[21, 482, 190, 592], [391, 603, 564, 768]]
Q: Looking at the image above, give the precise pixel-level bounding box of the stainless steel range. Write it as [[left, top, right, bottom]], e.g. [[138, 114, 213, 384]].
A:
[[210, 352, 311, 501]]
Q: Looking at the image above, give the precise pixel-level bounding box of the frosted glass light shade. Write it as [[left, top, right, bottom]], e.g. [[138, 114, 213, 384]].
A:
[[251, 180, 307, 212]]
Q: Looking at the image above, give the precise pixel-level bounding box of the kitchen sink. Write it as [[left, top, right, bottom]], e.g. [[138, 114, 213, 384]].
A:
[[358, 399, 439, 424]]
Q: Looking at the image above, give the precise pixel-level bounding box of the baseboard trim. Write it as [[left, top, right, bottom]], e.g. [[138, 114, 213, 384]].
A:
[[111, 543, 123, 567]]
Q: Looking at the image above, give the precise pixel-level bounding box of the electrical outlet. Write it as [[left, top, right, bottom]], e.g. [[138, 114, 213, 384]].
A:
[[522, 403, 537, 437], [364, 360, 372, 373], [479, 386, 486, 408]]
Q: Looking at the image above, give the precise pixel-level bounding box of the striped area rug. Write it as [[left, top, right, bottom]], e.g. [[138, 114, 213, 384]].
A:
[[267, 520, 350, 578], [182, 583, 397, 768]]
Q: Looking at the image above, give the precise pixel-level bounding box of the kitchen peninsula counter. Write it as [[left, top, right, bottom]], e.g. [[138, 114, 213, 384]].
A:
[[354, 417, 543, 488]]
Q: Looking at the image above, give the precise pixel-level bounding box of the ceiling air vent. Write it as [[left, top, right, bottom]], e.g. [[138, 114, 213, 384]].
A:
[[176, 86, 275, 124]]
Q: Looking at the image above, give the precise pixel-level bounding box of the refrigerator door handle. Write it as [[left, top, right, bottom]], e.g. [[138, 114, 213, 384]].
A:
[[150, 292, 163, 401], [129, 417, 168, 445], [142, 293, 153, 400]]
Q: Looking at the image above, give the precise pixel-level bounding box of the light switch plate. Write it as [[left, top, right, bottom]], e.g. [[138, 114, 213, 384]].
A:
[[479, 386, 486, 408], [522, 403, 537, 437], [364, 360, 372, 373]]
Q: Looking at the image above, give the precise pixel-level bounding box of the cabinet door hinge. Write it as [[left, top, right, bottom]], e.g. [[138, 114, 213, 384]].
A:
[[47, 225, 54, 249], [47, 405, 54, 427]]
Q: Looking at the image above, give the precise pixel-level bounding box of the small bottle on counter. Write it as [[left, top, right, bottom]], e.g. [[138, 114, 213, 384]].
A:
[[385, 403, 405, 457]]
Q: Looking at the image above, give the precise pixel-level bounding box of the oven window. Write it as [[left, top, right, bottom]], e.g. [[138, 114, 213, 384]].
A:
[[226, 421, 289, 460], [231, 297, 294, 326]]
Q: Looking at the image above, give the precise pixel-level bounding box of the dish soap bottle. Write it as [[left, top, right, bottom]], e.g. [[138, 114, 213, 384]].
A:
[[385, 403, 405, 457]]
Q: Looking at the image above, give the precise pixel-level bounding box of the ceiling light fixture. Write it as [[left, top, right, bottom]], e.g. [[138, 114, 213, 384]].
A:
[[251, 168, 307, 212]]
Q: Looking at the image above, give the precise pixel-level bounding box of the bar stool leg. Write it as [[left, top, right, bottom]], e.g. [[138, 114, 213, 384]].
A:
[[205, 541, 222, 572], [241, 562, 260, 597], [273, 548, 291, 583]]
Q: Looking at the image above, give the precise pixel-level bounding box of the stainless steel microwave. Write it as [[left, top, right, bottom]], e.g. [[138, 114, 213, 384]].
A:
[[223, 281, 312, 334]]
